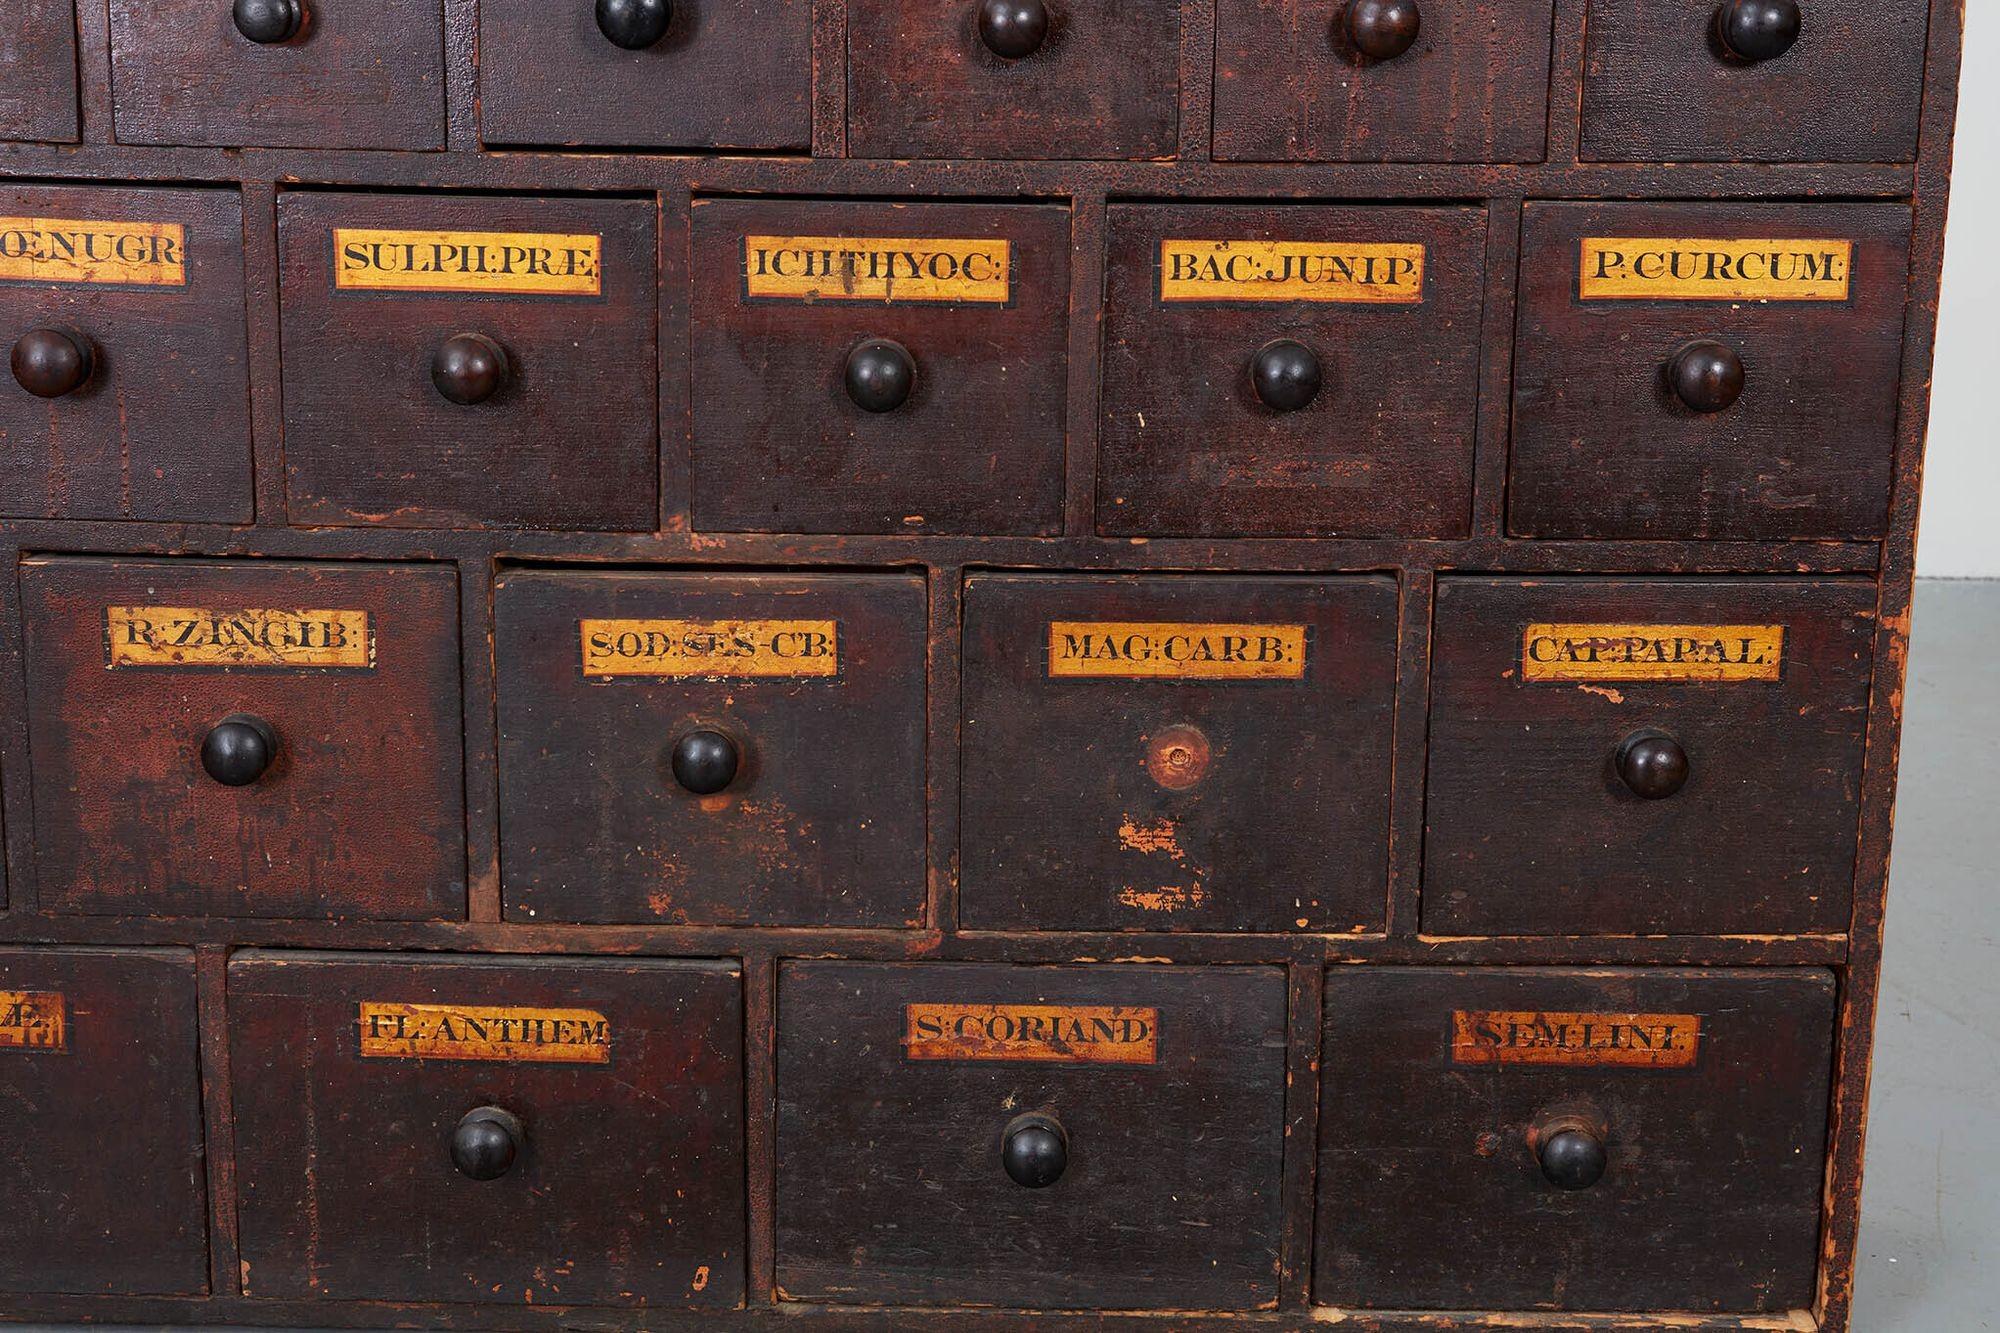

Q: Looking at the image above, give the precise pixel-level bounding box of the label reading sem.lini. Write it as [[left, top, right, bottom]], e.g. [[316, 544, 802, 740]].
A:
[[1451, 1010, 1702, 1069]]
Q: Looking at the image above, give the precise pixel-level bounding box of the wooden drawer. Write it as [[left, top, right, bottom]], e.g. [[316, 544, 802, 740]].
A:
[[108, 0, 445, 149], [776, 961, 1286, 1308], [844, 0, 1180, 159], [278, 191, 659, 530], [22, 557, 465, 920], [496, 569, 928, 927], [0, 185, 252, 523], [1214, 0, 1555, 162], [0, 947, 207, 1297], [1509, 201, 1912, 540], [690, 198, 1068, 535], [1423, 577, 1876, 936], [1099, 203, 1486, 538], [1317, 967, 1836, 1311], [478, 0, 811, 150], [961, 573, 1398, 932], [230, 951, 744, 1306], [0, 1, 78, 142]]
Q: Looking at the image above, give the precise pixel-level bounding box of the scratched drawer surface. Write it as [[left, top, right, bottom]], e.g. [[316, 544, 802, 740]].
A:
[[229, 951, 745, 1307], [21, 557, 466, 921], [1423, 577, 1876, 936], [1316, 967, 1837, 1311], [0, 0, 78, 142], [496, 569, 928, 927], [776, 961, 1287, 1308]]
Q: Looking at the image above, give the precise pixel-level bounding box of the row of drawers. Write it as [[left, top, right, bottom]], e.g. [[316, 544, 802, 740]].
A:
[[11, 556, 1877, 937], [2, 947, 1838, 1314], [2, 0, 1931, 162], [4, 185, 1914, 539]]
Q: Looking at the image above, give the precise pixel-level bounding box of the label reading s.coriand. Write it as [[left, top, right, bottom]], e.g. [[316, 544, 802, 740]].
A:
[[743, 235, 1011, 303], [0, 991, 66, 1052], [1521, 623, 1784, 683], [904, 1004, 1159, 1064], [106, 607, 375, 671], [1158, 240, 1425, 304], [1451, 1010, 1702, 1069], [580, 618, 838, 679], [333, 228, 603, 296], [1048, 621, 1308, 681], [1578, 237, 1853, 301], [357, 1003, 612, 1064], [0, 217, 187, 287]]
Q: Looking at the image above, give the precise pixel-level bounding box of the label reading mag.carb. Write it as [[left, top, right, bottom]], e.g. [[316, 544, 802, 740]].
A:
[[1047, 621, 1308, 681]]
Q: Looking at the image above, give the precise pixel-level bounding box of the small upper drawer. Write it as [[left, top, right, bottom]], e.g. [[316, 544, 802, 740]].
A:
[[1424, 577, 1876, 936], [109, 0, 444, 149], [278, 191, 659, 530], [1582, 0, 1929, 162], [777, 962, 1286, 1308], [1510, 202, 1912, 541], [22, 557, 465, 920], [0, 1, 78, 142], [690, 198, 1068, 534], [0, 185, 253, 523], [845, 0, 1181, 159], [230, 952, 745, 1306], [1318, 967, 1836, 1312], [496, 569, 928, 927], [1099, 203, 1486, 538], [1215, 0, 1555, 162], [478, 0, 811, 150]]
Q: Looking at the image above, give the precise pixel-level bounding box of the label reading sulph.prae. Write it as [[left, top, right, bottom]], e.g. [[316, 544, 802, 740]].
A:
[[904, 1004, 1159, 1064], [1577, 237, 1853, 301], [333, 228, 603, 296], [1452, 1010, 1702, 1069], [1158, 240, 1425, 304], [0, 991, 66, 1052], [357, 1002, 612, 1064], [580, 618, 838, 679], [106, 607, 375, 671], [1048, 621, 1308, 681], [742, 235, 1011, 303], [1521, 623, 1784, 683], [0, 217, 187, 287]]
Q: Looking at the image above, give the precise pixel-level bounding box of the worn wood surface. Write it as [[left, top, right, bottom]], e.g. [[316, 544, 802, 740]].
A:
[[0, 0, 78, 143]]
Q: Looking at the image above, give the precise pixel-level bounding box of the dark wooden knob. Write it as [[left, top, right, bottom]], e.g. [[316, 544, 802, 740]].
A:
[[672, 729, 739, 795], [1252, 339, 1323, 413], [11, 328, 93, 399], [1715, 0, 1801, 62], [1344, 0, 1421, 61], [596, 0, 671, 49], [233, 0, 304, 43], [1001, 1112, 1067, 1189], [431, 333, 510, 406], [201, 714, 277, 787], [845, 337, 916, 413], [1618, 730, 1690, 800], [451, 1106, 524, 1182], [1539, 1126, 1608, 1191], [1669, 339, 1745, 413], [978, 0, 1049, 59]]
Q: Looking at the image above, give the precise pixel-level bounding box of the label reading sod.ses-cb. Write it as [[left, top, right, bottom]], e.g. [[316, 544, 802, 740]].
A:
[[0, 216, 187, 287], [333, 228, 603, 297], [904, 1004, 1160, 1065], [1521, 623, 1784, 683], [1578, 237, 1853, 302], [580, 618, 838, 679], [1451, 1010, 1702, 1069], [0, 991, 67, 1052], [1047, 621, 1308, 681], [105, 607, 375, 671], [357, 1003, 612, 1064], [1158, 240, 1425, 304], [742, 235, 1011, 303]]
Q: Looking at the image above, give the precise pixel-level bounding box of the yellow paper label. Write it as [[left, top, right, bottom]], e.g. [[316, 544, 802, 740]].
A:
[[0, 217, 187, 287], [106, 607, 375, 670], [1578, 237, 1853, 301], [0, 992, 66, 1052], [743, 235, 1011, 303], [357, 1003, 611, 1063], [1048, 621, 1308, 681], [1522, 623, 1784, 683], [904, 1004, 1159, 1064], [581, 618, 838, 678], [1452, 1011, 1702, 1069], [1159, 240, 1425, 303], [333, 228, 603, 296]]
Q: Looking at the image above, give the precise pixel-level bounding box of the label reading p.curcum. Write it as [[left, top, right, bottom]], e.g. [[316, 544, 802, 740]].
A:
[[580, 618, 838, 679], [1577, 237, 1853, 302], [333, 228, 603, 296], [743, 235, 1011, 303], [1047, 621, 1308, 681], [106, 607, 375, 671], [357, 1002, 612, 1064], [904, 1003, 1159, 1064], [1158, 239, 1425, 304], [1520, 623, 1784, 683]]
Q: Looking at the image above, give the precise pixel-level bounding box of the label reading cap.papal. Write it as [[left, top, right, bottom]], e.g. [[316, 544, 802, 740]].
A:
[[1521, 623, 1784, 683], [1578, 237, 1852, 301]]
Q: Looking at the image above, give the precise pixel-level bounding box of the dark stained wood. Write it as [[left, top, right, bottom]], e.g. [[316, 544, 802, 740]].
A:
[[0, 0, 79, 143]]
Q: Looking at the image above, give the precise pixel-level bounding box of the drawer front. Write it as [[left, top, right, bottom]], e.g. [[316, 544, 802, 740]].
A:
[[1317, 967, 1836, 1311], [1214, 0, 1555, 162], [1581, 0, 1928, 162], [776, 962, 1286, 1308], [1424, 577, 1875, 936], [961, 573, 1398, 931], [1510, 202, 1912, 540], [496, 570, 928, 926], [0, 185, 252, 523], [23, 557, 465, 920], [279, 191, 659, 530], [845, 0, 1180, 160], [690, 199, 1068, 535], [109, 0, 445, 149], [230, 952, 744, 1306], [1099, 204, 1485, 538], [478, 0, 811, 150], [0, 1, 78, 142], [0, 948, 207, 1297]]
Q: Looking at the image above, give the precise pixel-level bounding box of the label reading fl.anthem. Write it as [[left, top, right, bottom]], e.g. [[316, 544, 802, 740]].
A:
[[1521, 623, 1784, 683], [904, 1004, 1159, 1064], [333, 228, 603, 296], [0, 216, 187, 287], [1158, 240, 1425, 304], [357, 1003, 612, 1064], [0, 991, 66, 1052], [106, 607, 375, 670], [1452, 1010, 1702, 1069], [580, 618, 838, 679], [1578, 237, 1853, 301], [1048, 621, 1308, 681], [743, 235, 1011, 303]]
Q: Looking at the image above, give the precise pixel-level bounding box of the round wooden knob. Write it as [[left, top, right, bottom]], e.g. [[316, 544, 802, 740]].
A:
[[979, 0, 1049, 59], [1715, 0, 1801, 62], [672, 729, 740, 795], [1001, 1112, 1067, 1188], [845, 337, 916, 413], [11, 328, 93, 399], [1251, 339, 1323, 413], [201, 714, 277, 787], [451, 1107, 524, 1182], [1669, 339, 1746, 414], [1344, 0, 1421, 61], [1539, 1126, 1608, 1191], [596, 0, 671, 49], [233, 0, 304, 43], [431, 333, 510, 406], [1618, 730, 1690, 800]]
